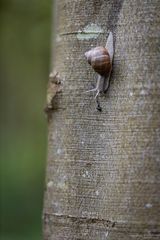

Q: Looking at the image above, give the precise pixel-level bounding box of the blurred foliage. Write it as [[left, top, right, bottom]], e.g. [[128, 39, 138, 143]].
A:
[[0, 0, 52, 239]]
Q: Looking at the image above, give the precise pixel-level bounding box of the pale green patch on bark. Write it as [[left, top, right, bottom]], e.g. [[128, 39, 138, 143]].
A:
[[77, 23, 104, 40]]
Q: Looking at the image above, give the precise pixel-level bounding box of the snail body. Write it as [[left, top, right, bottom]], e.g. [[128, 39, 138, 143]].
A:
[[84, 32, 114, 111]]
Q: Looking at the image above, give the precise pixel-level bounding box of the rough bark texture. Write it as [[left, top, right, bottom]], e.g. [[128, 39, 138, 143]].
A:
[[43, 0, 160, 239]]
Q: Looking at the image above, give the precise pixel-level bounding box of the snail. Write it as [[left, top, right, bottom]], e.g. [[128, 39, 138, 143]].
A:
[[85, 31, 114, 111]]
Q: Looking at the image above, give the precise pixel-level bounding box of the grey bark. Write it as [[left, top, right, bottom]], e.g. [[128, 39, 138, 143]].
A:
[[43, 0, 160, 239]]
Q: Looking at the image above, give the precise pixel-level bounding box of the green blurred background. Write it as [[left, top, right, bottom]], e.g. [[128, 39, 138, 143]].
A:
[[0, 0, 52, 239]]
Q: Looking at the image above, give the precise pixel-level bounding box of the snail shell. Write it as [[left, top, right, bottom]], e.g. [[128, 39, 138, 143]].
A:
[[85, 47, 111, 76]]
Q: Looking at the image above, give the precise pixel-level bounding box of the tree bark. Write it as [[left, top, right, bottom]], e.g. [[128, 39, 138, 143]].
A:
[[43, 0, 160, 239]]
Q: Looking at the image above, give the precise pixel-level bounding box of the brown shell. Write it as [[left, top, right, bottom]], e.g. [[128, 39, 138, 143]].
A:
[[85, 47, 111, 76]]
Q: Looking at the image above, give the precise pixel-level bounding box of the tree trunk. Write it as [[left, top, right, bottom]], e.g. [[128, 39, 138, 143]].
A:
[[43, 0, 160, 239]]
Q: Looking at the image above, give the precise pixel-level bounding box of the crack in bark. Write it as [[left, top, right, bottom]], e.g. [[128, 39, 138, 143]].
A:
[[59, 31, 104, 36], [43, 212, 116, 227]]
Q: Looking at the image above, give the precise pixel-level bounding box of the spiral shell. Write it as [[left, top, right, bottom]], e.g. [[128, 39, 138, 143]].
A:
[[85, 47, 111, 76]]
